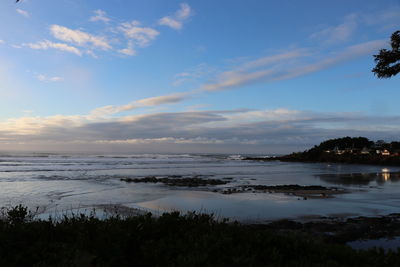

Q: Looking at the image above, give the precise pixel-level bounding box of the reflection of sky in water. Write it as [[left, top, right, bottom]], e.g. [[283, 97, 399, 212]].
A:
[[133, 190, 400, 222], [348, 236, 400, 252], [1, 153, 400, 221], [316, 169, 400, 186]]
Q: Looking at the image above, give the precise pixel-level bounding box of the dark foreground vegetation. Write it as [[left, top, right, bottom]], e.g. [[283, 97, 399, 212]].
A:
[[1, 205, 400, 266], [245, 137, 400, 166]]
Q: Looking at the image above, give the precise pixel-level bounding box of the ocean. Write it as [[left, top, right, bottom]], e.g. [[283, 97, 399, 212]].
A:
[[0, 152, 399, 222]]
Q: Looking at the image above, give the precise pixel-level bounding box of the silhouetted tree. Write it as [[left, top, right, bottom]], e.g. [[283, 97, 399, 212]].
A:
[[372, 31, 400, 78]]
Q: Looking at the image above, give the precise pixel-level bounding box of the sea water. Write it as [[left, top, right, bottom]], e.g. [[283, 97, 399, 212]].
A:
[[0, 152, 399, 222]]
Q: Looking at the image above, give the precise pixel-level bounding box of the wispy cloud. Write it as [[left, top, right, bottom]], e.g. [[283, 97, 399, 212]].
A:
[[202, 69, 275, 91], [90, 92, 191, 117], [89, 9, 111, 23], [85, 50, 98, 58], [237, 50, 308, 71], [269, 40, 387, 82], [36, 74, 63, 82], [24, 40, 82, 56], [16, 8, 30, 18], [0, 40, 5, 44], [136, 93, 190, 106], [173, 63, 215, 86], [50, 25, 112, 50], [310, 14, 358, 45], [200, 40, 386, 92], [200, 50, 307, 91], [118, 21, 159, 47], [362, 7, 400, 26], [159, 3, 192, 30], [309, 8, 400, 46]]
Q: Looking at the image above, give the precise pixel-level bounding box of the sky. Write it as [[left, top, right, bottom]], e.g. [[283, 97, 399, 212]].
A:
[[0, 0, 399, 154]]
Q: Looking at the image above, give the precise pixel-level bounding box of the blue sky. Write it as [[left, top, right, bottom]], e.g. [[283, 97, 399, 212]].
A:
[[0, 0, 399, 153]]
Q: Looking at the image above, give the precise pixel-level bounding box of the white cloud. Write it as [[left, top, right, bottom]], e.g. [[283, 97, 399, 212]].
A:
[[176, 3, 191, 20], [22, 8, 171, 58], [118, 41, 136, 56], [25, 40, 82, 56], [50, 25, 112, 50], [0, 114, 88, 136], [16, 8, 30, 18], [36, 74, 64, 82], [159, 3, 192, 30], [0, 40, 4, 44], [89, 9, 111, 23], [3, 108, 400, 153], [119, 21, 159, 47], [159, 17, 182, 30]]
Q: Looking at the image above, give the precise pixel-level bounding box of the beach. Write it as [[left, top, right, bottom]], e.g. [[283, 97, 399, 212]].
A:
[[1, 152, 400, 222]]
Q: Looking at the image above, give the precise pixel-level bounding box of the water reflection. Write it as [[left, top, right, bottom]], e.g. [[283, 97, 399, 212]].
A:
[[316, 171, 400, 186], [348, 236, 400, 252]]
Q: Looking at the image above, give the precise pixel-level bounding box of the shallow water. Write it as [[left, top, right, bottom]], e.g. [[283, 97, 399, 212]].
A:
[[0, 152, 399, 222], [348, 237, 400, 251]]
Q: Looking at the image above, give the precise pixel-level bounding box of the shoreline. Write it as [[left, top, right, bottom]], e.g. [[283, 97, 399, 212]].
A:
[[5, 204, 400, 248], [243, 156, 400, 167], [2, 205, 400, 266]]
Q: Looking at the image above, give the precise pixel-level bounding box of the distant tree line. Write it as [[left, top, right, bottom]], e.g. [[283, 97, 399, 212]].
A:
[[307, 137, 373, 153], [269, 137, 400, 166], [305, 137, 400, 153]]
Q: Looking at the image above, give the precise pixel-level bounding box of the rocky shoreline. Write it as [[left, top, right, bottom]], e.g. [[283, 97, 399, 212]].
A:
[[262, 213, 400, 247], [121, 175, 347, 199], [121, 176, 229, 187]]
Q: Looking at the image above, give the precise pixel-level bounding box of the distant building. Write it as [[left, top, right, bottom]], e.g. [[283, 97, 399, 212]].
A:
[[382, 149, 390, 156], [333, 146, 344, 155], [361, 147, 370, 154]]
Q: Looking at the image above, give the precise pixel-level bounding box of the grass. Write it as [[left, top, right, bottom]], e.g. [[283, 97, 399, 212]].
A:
[[0, 205, 399, 266]]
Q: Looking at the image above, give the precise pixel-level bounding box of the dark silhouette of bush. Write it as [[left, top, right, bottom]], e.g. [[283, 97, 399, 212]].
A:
[[0, 206, 400, 266], [1, 204, 37, 225]]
